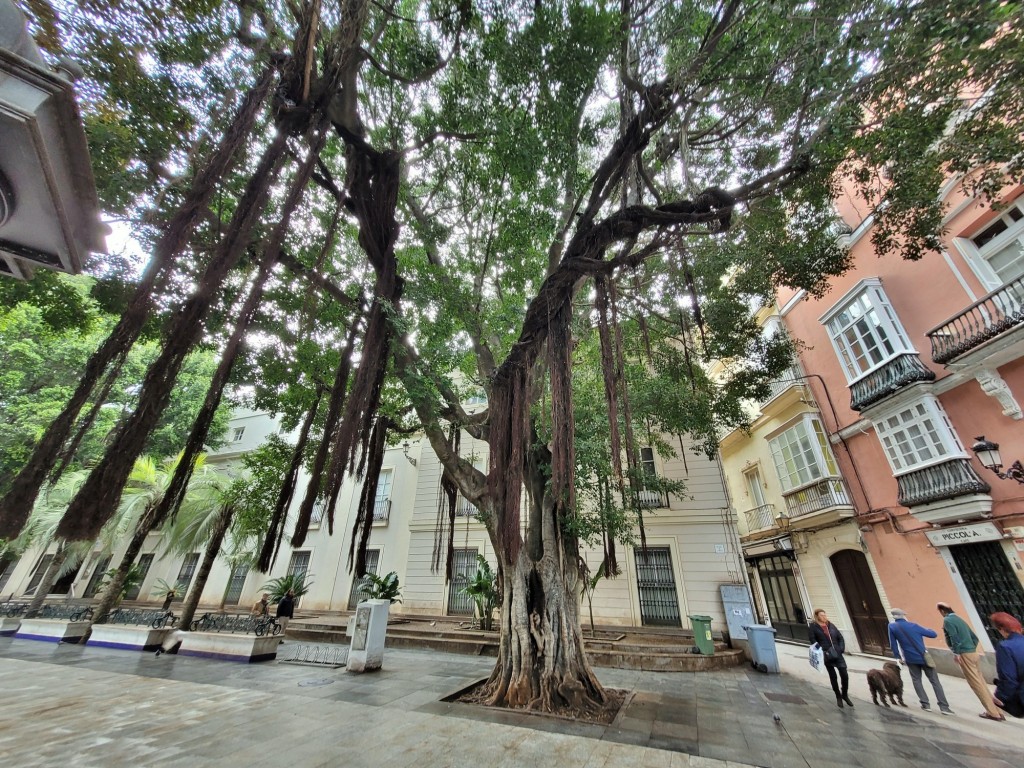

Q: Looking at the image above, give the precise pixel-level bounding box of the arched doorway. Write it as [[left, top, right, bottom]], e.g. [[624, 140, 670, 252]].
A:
[[831, 549, 889, 656]]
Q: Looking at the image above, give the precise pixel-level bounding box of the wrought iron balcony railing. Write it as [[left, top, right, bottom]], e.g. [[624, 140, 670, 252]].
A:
[[743, 503, 781, 533], [896, 458, 991, 507], [456, 497, 477, 517], [373, 498, 391, 522], [849, 353, 935, 411], [783, 479, 852, 518], [926, 276, 1024, 364]]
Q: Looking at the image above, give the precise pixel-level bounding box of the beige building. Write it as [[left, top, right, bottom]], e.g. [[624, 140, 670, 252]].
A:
[[3, 408, 753, 637], [718, 306, 891, 653]]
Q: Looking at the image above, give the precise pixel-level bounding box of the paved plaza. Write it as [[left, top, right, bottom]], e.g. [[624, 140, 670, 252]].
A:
[[0, 635, 1021, 768]]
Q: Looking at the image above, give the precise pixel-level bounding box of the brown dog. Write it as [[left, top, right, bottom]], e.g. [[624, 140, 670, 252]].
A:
[[867, 661, 907, 708]]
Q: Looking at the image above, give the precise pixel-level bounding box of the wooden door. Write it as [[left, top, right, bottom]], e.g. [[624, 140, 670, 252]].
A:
[[831, 549, 889, 655]]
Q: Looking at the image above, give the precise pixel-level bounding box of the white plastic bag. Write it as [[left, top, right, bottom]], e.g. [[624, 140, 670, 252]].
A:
[[808, 642, 824, 673]]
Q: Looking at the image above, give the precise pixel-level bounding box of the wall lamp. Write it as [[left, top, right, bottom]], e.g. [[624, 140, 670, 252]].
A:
[[971, 436, 1024, 485], [401, 441, 417, 467]]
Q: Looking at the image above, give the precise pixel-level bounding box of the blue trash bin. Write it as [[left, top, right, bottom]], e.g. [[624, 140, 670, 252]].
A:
[[743, 624, 779, 674]]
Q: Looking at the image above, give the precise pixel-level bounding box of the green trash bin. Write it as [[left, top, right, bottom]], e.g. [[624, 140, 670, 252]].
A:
[[689, 614, 715, 655]]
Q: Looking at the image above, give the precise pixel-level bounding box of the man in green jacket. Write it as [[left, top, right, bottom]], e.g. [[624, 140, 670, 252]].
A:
[[937, 602, 1003, 721]]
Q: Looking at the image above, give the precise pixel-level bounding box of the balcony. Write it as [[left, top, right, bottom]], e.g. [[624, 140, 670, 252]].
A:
[[637, 488, 667, 508], [742, 503, 786, 536], [896, 458, 991, 507], [783, 479, 855, 530], [455, 497, 477, 517], [926, 276, 1024, 364], [372, 498, 391, 523], [850, 353, 935, 411]]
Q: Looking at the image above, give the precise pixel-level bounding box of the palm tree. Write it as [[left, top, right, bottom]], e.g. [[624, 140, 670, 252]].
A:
[[6, 470, 127, 617], [90, 453, 221, 624], [157, 464, 237, 630]]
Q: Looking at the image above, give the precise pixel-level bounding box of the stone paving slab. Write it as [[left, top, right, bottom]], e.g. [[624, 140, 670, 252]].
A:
[[1, 636, 1022, 768]]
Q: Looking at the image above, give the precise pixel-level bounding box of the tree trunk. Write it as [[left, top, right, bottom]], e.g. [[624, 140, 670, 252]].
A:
[[482, 545, 607, 714], [178, 505, 233, 631], [24, 544, 71, 618]]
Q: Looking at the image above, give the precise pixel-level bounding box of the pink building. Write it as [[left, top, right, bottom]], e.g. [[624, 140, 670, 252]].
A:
[[778, 180, 1024, 672]]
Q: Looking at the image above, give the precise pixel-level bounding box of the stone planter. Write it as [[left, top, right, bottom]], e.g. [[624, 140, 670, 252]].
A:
[[177, 631, 279, 663], [0, 616, 21, 636], [15, 618, 89, 643], [87, 624, 170, 652]]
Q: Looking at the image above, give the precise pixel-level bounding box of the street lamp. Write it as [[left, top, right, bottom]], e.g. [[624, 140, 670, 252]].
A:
[[971, 436, 1024, 484]]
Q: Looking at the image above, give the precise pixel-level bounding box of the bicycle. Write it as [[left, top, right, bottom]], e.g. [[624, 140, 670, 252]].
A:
[[151, 610, 177, 629], [69, 606, 93, 622], [190, 612, 222, 632], [252, 615, 282, 636]]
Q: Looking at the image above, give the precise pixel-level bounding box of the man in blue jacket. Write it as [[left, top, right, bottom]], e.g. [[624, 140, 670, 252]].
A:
[[888, 608, 953, 714]]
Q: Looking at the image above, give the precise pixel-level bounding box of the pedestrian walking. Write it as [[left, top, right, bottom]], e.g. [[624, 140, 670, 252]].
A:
[[990, 612, 1024, 719], [888, 608, 953, 714], [276, 588, 295, 635], [936, 602, 1003, 721], [809, 608, 854, 709]]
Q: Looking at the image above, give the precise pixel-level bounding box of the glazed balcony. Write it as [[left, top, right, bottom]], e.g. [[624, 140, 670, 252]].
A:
[[896, 458, 991, 508], [849, 353, 935, 412], [783, 479, 855, 530], [926, 276, 1024, 364]]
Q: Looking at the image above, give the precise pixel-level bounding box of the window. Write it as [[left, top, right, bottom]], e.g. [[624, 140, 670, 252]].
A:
[[822, 279, 913, 383], [872, 396, 963, 474], [82, 555, 111, 598], [373, 469, 393, 522], [224, 564, 249, 605], [744, 467, 767, 509], [348, 549, 380, 609], [456, 458, 486, 516], [0, 553, 15, 593], [287, 551, 311, 581], [310, 498, 326, 527], [232, 426, 245, 442], [24, 554, 54, 596], [124, 553, 154, 601], [174, 554, 200, 599], [769, 417, 840, 492], [967, 198, 1024, 287]]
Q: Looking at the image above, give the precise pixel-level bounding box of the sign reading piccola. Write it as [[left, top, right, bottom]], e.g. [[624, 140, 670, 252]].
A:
[[925, 521, 1002, 547]]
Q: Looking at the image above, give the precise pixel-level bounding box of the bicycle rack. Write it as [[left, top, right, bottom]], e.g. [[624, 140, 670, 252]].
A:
[[278, 643, 349, 668]]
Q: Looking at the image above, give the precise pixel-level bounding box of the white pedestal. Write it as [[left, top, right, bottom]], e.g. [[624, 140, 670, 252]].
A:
[[347, 599, 389, 673]]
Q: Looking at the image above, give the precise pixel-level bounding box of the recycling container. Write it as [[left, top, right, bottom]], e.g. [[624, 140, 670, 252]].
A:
[[744, 623, 779, 673], [689, 614, 715, 655]]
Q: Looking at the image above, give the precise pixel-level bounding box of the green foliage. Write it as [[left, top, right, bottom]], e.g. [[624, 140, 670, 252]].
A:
[[260, 572, 313, 602], [100, 562, 145, 602], [460, 555, 499, 630], [0, 288, 229, 495], [151, 578, 178, 599], [358, 571, 402, 604]]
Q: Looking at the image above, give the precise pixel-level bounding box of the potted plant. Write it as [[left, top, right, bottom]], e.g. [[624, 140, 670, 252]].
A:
[[359, 571, 402, 604], [260, 572, 313, 603], [461, 556, 499, 631], [152, 578, 179, 611]]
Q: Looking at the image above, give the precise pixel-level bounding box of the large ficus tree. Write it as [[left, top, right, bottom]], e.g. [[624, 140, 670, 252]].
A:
[[3, 0, 1022, 715]]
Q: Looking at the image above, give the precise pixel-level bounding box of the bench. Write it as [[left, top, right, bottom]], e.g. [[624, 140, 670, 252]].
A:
[[177, 631, 280, 663]]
